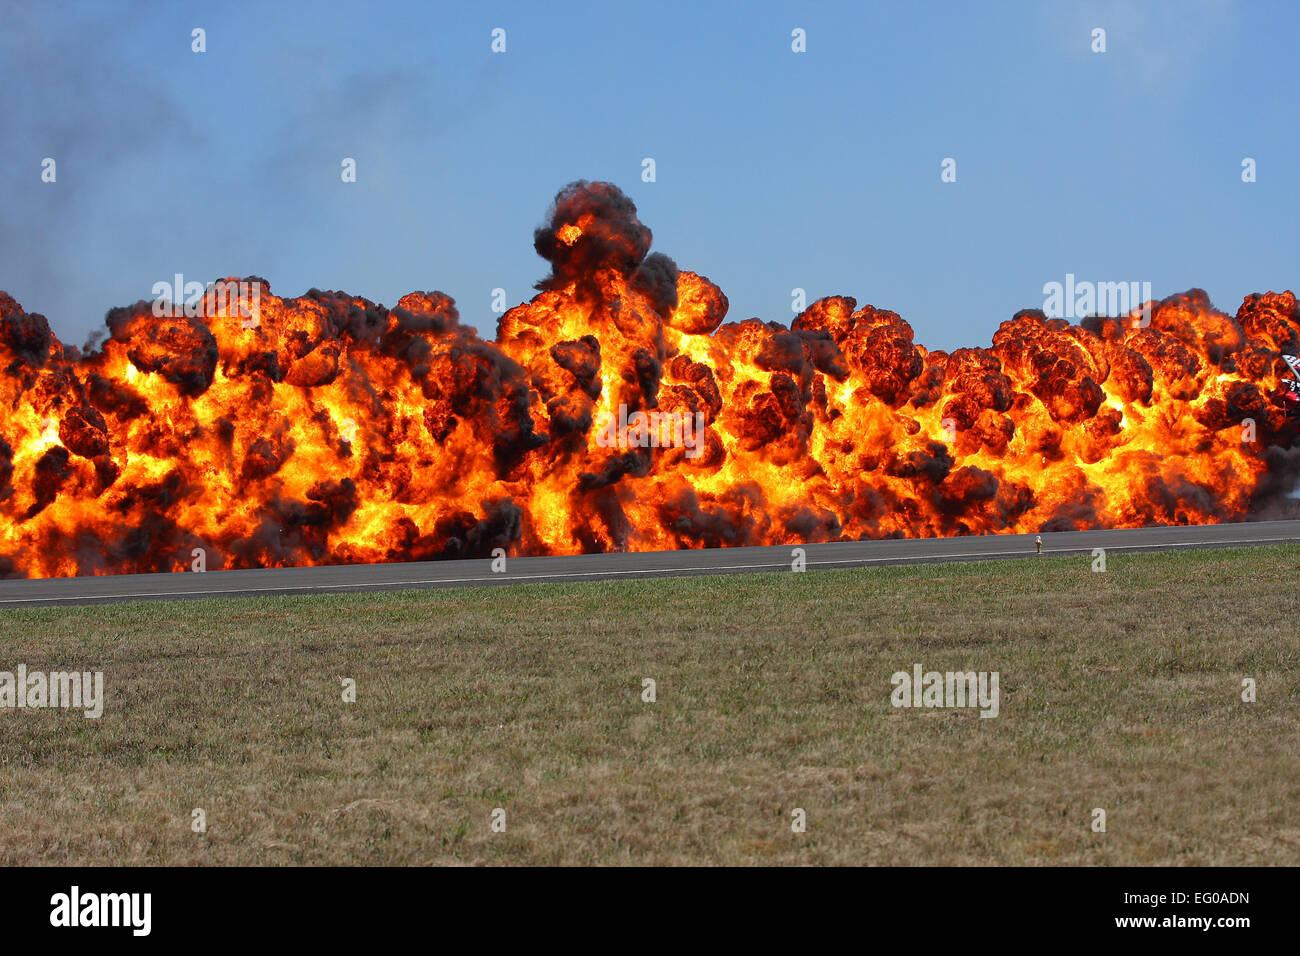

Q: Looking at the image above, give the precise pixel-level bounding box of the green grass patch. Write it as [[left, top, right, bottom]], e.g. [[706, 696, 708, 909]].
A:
[[1, 545, 1298, 865]]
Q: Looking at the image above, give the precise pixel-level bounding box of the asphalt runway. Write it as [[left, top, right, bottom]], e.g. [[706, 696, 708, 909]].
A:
[[0, 519, 1296, 608]]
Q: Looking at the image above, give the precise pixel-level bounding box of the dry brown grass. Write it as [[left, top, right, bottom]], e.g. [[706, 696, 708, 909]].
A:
[[1, 544, 1298, 865]]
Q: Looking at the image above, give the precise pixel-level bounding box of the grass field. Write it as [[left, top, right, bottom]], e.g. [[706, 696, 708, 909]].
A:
[[1, 544, 1298, 866]]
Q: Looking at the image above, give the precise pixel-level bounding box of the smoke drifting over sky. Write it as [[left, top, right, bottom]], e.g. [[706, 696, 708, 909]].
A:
[[2, 1, 1297, 354]]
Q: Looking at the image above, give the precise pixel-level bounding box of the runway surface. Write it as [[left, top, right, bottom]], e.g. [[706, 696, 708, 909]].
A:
[[1, 519, 1296, 608]]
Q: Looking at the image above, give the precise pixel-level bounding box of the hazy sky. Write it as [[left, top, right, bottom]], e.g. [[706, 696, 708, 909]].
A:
[[3, 0, 1297, 352]]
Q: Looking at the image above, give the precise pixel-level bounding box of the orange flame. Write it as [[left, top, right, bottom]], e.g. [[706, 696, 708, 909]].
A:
[[1, 181, 1297, 578]]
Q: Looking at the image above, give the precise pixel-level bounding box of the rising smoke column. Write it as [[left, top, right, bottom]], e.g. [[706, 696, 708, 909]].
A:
[[0, 181, 1298, 578]]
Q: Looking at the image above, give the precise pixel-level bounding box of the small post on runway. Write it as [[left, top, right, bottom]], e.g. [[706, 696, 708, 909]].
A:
[[1035, 535, 1042, 555]]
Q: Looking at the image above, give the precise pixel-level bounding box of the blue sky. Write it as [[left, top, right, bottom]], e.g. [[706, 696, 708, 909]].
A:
[[3, 0, 1297, 352]]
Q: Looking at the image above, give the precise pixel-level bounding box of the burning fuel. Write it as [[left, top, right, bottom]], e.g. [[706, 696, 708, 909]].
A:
[[2, 180, 1298, 579]]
